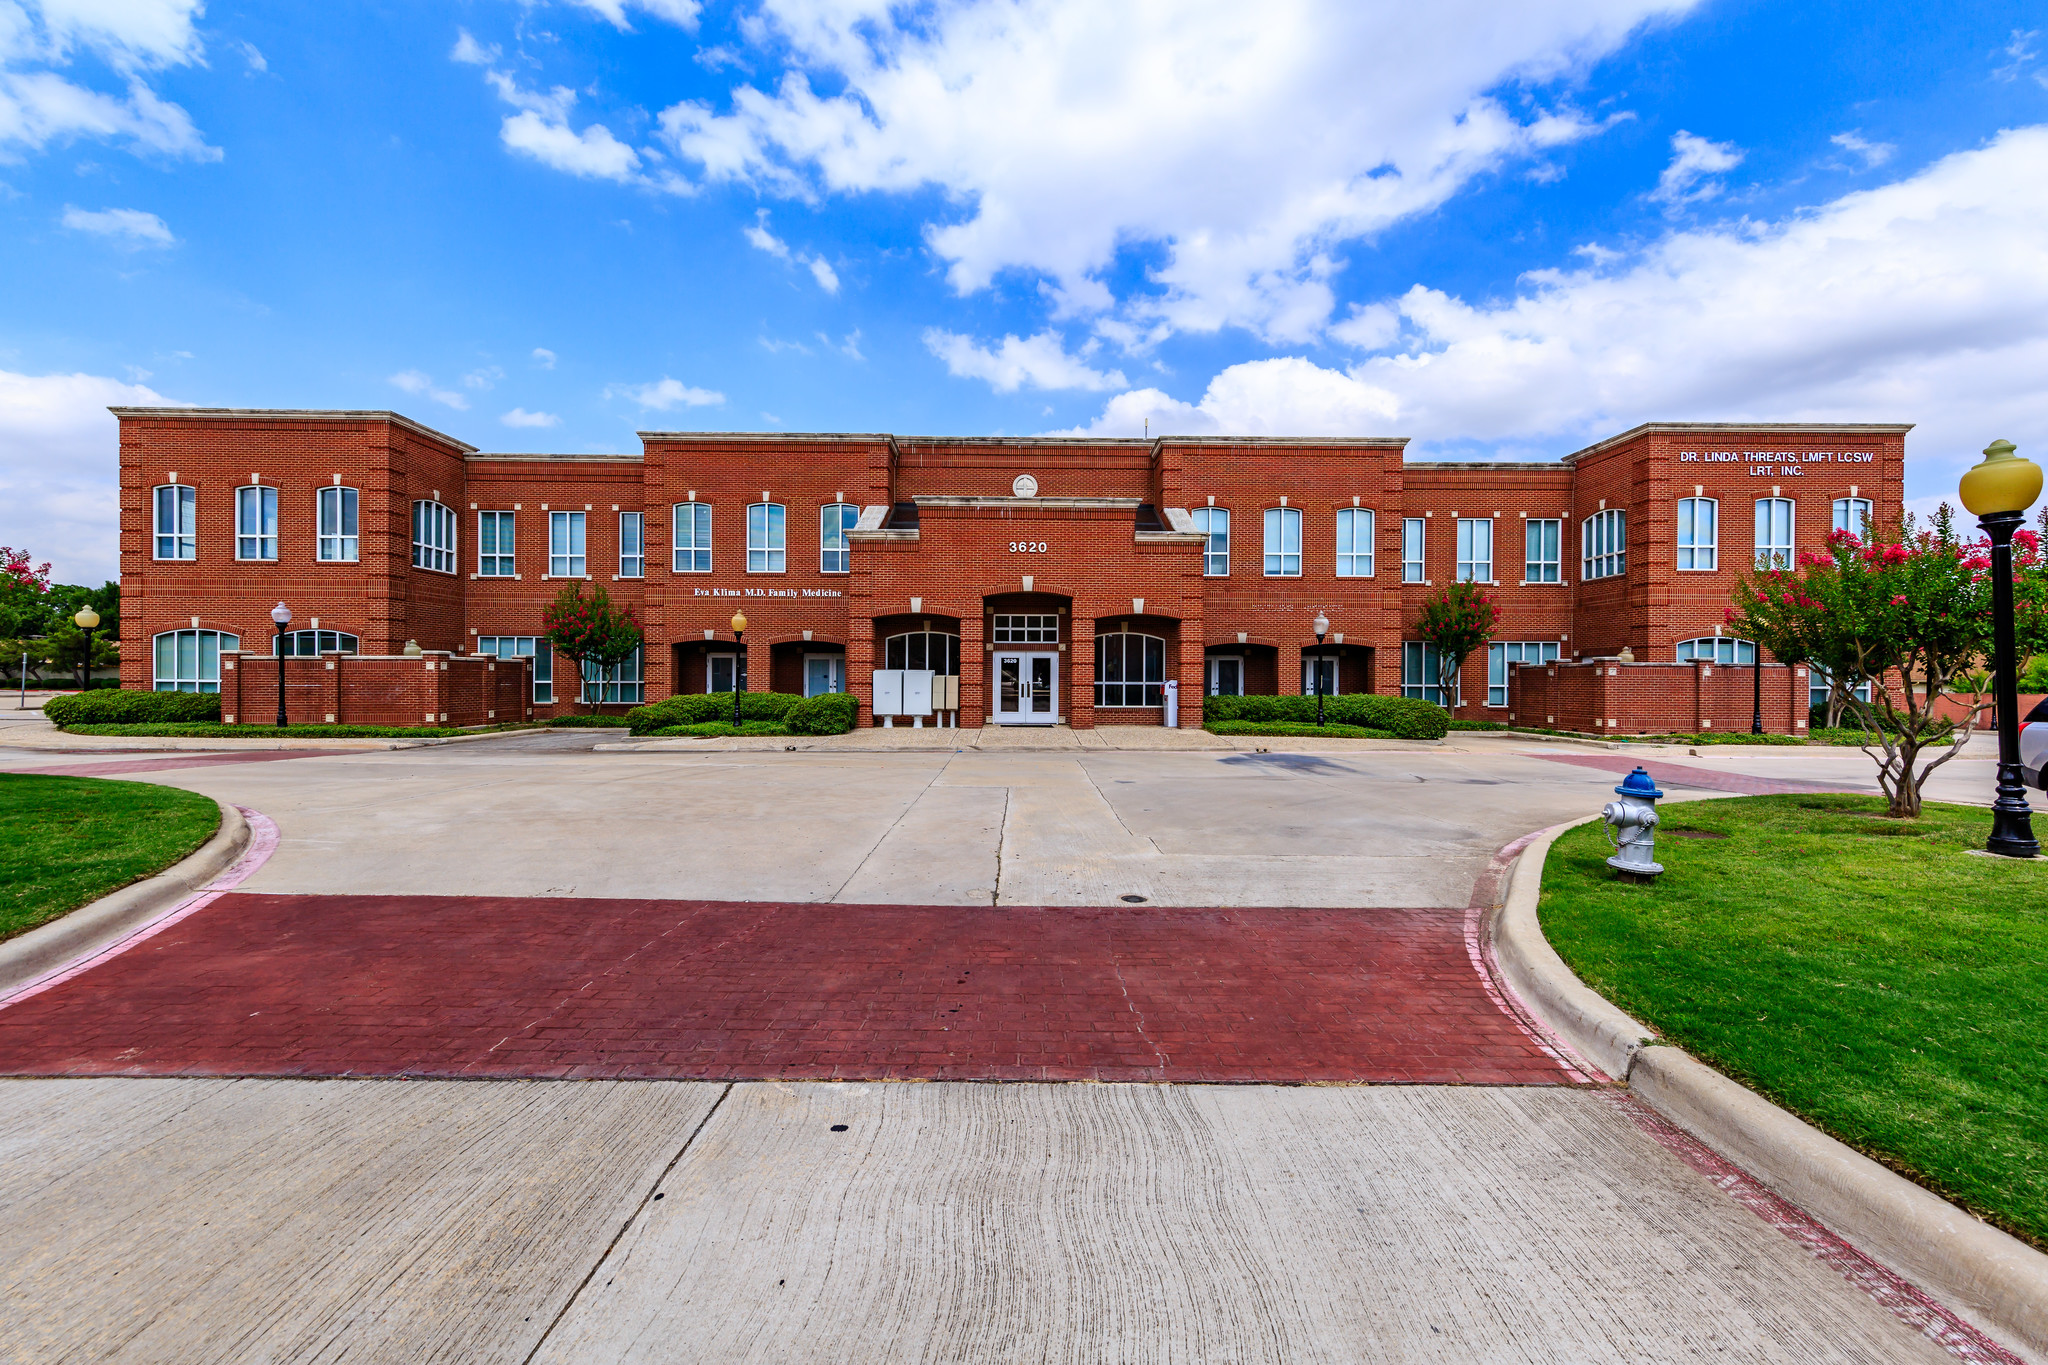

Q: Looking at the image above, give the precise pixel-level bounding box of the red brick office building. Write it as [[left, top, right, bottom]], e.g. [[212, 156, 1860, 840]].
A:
[[115, 408, 1906, 732]]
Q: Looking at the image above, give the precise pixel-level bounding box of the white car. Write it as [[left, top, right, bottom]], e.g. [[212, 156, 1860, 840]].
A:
[[2021, 698, 2048, 789]]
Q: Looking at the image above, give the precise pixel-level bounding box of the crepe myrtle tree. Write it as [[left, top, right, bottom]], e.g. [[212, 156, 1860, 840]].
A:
[[1415, 580, 1500, 712], [1731, 506, 2048, 817], [541, 581, 643, 709]]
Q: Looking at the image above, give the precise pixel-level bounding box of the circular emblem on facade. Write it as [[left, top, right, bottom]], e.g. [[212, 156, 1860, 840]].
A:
[[1012, 474, 1039, 498]]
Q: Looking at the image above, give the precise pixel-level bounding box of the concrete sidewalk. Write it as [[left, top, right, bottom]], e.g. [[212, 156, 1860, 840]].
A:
[[0, 1077, 1960, 1364]]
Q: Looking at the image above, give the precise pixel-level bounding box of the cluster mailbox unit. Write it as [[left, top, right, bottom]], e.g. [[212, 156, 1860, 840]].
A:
[[116, 407, 1906, 734]]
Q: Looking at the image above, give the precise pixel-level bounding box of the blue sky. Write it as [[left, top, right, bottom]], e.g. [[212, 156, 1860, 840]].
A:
[[4, 0, 2047, 583]]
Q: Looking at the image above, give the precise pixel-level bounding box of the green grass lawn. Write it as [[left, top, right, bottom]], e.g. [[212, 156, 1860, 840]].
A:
[[56, 722, 545, 739], [1540, 794, 2048, 1250], [0, 774, 223, 942]]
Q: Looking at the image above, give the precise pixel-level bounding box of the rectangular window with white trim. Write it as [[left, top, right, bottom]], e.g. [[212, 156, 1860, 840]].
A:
[[1833, 497, 1873, 537], [1402, 517, 1425, 582], [1525, 518, 1560, 583], [582, 646, 644, 705], [1487, 640, 1561, 707], [819, 502, 856, 574], [619, 511, 644, 577], [479, 635, 554, 704], [236, 485, 278, 561], [550, 510, 586, 577], [478, 511, 515, 577], [1401, 641, 1451, 706], [1455, 518, 1492, 582], [1335, 507, 1374, 577]]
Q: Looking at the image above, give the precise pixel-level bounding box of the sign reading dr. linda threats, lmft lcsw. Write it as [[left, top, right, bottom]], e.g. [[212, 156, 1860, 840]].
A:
[[691, 587, 845, 598], [1679, 450, 1879, 478]]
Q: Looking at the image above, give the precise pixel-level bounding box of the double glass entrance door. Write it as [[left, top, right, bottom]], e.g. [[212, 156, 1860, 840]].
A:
[[995, 652, 1057, 724]]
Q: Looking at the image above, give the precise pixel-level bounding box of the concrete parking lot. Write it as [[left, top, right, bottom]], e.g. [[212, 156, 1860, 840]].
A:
[[0, 729, 2014, 1362]]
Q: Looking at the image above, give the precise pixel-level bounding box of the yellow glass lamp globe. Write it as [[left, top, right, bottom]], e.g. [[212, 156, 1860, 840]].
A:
[[73, 607, 100, 630], [730, 611, 748, 635], [1959, 439, 2043, 517]]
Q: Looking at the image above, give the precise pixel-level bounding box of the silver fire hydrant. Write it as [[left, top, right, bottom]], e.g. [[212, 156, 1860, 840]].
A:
[[1601, 766, 1664, 882]]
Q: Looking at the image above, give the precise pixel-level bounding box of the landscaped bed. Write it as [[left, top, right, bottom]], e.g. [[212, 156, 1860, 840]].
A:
[[55, 722, 546, 739], [0, 774, 222, 942], [1204, 720, 1397, 740], [1539, 793, 2047, 1250]]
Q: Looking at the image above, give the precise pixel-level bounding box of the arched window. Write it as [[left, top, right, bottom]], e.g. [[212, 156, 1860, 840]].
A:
[[748, 501, 786, 572], [277, 630, 359, 657], [883, 631, 959, 675], [153, 629, 241, 692], [1263, 506, 1302, 576], [318, 486, 359, 562], [412, 499, 457, 573], [1193, 506, 1229, 576], [154, 484, 196, 560], [1755, 498, 1795, 569], [1582, 508, 1626, 580], [820, 503, 857, 573], [1833, 497, 1873, 537], [1676, 497, 1717, 570], [1095, 631, 1166, 707], [1677, 637, 1755, 666]]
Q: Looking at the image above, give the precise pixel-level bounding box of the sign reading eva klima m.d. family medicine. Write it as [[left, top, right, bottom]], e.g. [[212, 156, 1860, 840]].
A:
[[1679, 450, 1877, 477], [691, 587, 845, 598]]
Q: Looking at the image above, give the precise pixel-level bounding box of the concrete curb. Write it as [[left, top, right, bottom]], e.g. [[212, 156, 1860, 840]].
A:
[[0, 800, 249, 998], [1494, 816, 2048, 1363]]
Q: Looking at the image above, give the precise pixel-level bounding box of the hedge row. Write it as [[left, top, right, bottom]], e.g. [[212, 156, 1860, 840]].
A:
[[58, 722, 526, 739], [645, 720, 796, 738], [1201, 693, 1448, 740], [623, 691, 857, 737], [44, 689, 220, 727]]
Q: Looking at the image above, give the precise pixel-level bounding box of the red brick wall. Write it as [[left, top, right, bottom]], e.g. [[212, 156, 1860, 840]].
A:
[[221, 651, 528, 727], [116, 412, 1909, 731], [1507, 658, 1804, 735]]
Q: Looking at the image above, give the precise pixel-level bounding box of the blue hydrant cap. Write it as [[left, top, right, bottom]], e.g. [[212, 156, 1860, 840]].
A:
[[1614, 766, 1664, 799]]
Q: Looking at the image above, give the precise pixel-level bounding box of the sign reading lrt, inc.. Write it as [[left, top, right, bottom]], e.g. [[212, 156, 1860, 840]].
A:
[[1679, 449, 1877, 477]]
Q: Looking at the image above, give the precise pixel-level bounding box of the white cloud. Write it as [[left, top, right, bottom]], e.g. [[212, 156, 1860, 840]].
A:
[[61, 204, 173, 244], [744, 210, 839, 291], [1648, 129, 1742, 207], [532, 347, 557, 368], [388, 369, 470, 411], [1992, 29, 2037, 82], [461, 53, 687, 192], [604, 376, 725, 409], [657, 0, 1691, 342], [0, 367, 178, 584], [1830, 130, 1894, 169], [1063, 126, 2048, 507], [0, 0, 218, 161], [501, 407, 561, 428], [570, 0, 701, 31], [925, 329, 1127, 393], [233, 40, 266, 73], [463, 366, 504, 390], [451, 29, 497, 67]]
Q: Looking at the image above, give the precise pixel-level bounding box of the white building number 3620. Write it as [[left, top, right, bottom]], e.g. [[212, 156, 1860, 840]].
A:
[[1010, 541, 1048, 553]]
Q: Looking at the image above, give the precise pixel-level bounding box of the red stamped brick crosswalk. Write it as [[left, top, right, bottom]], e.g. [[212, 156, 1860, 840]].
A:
[[0, 894, 1566, 1085], [1524, 752, 1860, 796]]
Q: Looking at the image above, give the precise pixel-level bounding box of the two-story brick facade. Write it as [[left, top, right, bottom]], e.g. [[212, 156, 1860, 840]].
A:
[[114, 408, 1907, 730]]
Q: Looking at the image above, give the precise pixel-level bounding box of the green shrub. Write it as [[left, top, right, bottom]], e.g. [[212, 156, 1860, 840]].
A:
[[1445, 718, 1511, 731], [55, 722, 537, 739], [624, 691, 802, 735], [1201, 693, 1448, 740], [645, 720, 793, 738], [1206, 720, 1396, 740], [785, 692, 858, 735], [545, 713, 634, 727], [45, 689, 220, 727]]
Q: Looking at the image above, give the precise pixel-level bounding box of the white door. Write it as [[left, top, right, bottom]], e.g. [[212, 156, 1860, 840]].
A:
[[1208, 656, 1243, 696], [804, 655, 845, 696], [994, 651, 1058, 724]]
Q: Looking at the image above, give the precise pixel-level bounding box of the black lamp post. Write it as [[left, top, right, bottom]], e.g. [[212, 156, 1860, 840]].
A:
[[270, 601, 291, 728], [71, 607, 100, 693], [1312, 611, 1330, 727], [730, 610, 747, 729], [1751, 640, 1764, 735], [1959, 439, 2041, 858]]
